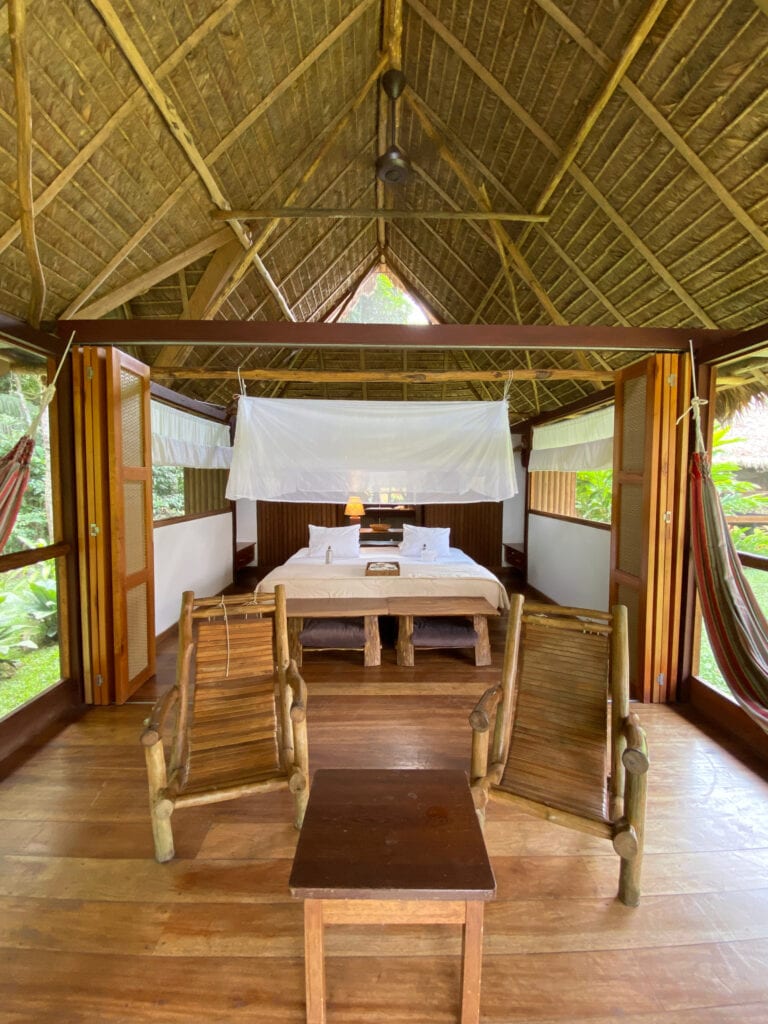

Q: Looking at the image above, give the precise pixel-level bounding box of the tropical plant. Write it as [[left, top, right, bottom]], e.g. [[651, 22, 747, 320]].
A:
[[575, 470, 612, 524]]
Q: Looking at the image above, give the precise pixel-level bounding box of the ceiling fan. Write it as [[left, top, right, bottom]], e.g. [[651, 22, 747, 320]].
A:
[[375, 68, 411, 186]]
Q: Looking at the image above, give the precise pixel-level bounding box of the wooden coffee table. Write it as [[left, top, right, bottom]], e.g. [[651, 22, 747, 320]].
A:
[[289, 768, 496, 1024]]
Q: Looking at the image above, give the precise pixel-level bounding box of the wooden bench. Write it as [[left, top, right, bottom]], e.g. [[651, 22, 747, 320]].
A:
[[286, 598, 388, 667], [387, 596, 499, 667]]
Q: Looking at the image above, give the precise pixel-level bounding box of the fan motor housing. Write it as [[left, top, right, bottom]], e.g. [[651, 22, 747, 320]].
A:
[[376, 145, 412, 185]]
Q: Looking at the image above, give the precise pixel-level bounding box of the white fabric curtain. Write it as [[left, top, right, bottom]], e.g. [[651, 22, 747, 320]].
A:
[[151, 401, 232, 469], [225, 397, 517, 502], [529, 406, 614, 472]]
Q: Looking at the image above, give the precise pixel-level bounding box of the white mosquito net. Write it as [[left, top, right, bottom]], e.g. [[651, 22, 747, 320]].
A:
[[225, 396, 517, 503]]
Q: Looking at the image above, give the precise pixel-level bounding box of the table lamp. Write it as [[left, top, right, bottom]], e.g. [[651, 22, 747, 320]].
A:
[[344, 496, 365, 522]]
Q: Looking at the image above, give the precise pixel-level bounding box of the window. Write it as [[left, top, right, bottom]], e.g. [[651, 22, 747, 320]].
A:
[[528, 406, 614, 525], [694, 403, 768, 697], [152, 466, 228, 522], [0, 355, 64, 720], [335, 268, 432, 324], [150, 400, 231, 523]]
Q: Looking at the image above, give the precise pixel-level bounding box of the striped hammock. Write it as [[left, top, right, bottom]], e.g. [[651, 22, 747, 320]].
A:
[[690, 449, 768, 730]]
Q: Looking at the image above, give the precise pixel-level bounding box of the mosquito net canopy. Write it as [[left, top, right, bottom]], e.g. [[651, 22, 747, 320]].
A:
[[225, 396, 516, 503]]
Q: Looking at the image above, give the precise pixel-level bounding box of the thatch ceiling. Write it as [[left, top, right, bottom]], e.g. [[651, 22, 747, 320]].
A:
[[1, 0, 767, 418]]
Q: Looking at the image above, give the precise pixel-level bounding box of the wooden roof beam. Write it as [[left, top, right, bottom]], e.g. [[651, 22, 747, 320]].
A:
[[214, 208, 549, 223], [89, 0, 294, 321], [533, 0, 768, 258], [71, 229, 232, 320], [0, 0, 247, 260], [405, 90, 567, 327], [406, 0, 718, 328], [148, 367, 615, 384], [206, 55, 387, 319], [8, 0, 45, 327], [58, 320, 727, 351]]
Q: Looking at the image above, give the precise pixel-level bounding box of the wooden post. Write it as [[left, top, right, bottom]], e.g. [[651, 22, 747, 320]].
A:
[[304, 900, 326, 1024], [143, 740, 174, 862], [396, 614, 415, 666], [460, 901, 485, 1024], [363, 614, 381, 666]]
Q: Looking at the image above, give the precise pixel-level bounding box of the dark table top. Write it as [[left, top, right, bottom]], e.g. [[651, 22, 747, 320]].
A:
[[289, 768, 496, 901]]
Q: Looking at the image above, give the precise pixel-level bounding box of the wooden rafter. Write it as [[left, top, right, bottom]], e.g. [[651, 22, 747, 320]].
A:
[[405, 90, 567, 326], [0, 0, 246, 260], [58, 319, 726, 350], [214, 208, 549, 223], [206, 57, 387, 319], [148, 367, 616, 384], [71, 229, 232, 320], [406, 0, 718, 329], [88, 0, 294, 321], [533, 0, 768, 259], [8, 0, 45, 327]]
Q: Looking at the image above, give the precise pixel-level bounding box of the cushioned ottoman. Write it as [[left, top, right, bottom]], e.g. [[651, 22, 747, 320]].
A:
[[299, 617, 366, 649], [411, 616, 479, 648]]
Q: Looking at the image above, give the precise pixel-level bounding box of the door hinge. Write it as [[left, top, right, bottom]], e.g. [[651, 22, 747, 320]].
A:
[[89, 523, 100, 536], [667, 373, 676, 387], [657, 673, 665, 687], [95, 674, 103, 688], [86, 366, 95, 380], [663, 511, 672, 524]]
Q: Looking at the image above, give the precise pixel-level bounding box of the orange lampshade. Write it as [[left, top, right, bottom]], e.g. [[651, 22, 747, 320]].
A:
[[344, 497, 365, 517]]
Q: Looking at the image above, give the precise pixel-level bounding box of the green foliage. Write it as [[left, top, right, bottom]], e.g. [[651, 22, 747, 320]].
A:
[[0, 644, 60, 719], [0, 372, 53, 552], [340, 273, 426, 324], [574, 470, 612, 524], [152, 465, 185, 519], [711, 421, 768, 555]]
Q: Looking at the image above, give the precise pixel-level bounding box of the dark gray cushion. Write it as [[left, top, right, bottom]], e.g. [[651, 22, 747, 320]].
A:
[[299, 617, 365, 649], [411, 616, 478, 648]]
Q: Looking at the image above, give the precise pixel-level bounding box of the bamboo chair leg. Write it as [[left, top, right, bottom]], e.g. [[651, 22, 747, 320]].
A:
[[144, 741, 175, 863], [617, 767, 647, 907]]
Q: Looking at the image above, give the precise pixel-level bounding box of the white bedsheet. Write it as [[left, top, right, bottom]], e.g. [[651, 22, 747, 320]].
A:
[[257, 546, 510, 610]]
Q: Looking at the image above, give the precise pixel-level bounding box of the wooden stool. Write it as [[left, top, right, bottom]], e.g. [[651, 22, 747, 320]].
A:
[[387, 597, 498, 667], [286, 598, 387, 667], [290, 769, 496, 1024]]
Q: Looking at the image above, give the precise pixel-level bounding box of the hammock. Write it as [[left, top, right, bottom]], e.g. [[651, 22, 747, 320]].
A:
[[0, 333, 73, 556], [688, 397, 768, 730]]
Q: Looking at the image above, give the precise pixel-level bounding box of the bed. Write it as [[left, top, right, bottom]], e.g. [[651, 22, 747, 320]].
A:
[[256, 545, 510, 611]]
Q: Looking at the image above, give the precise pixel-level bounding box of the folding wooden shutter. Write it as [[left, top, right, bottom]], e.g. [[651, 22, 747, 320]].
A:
[[611, 353, 689, 702], [74, 347, 155, 704]]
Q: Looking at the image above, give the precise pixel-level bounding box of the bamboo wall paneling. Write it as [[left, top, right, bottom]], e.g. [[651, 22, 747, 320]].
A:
[[256, 502, 342, 569], [423, 503, 502, 567]]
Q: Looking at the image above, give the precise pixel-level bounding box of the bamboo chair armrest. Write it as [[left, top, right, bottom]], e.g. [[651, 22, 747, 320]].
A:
[[141, 687, 180, 747], [469, 685, 503, 732], [621, 712, 649, 774]]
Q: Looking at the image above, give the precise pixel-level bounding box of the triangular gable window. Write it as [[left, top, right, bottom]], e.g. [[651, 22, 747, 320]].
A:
[[336, 268, 432, 324]]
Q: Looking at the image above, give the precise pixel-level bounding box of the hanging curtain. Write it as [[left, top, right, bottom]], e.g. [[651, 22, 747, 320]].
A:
[[225, 396, 517, 503], [151, 401, 232, 469], [528, 406, 614, 472], [690, 448, 768, 731]]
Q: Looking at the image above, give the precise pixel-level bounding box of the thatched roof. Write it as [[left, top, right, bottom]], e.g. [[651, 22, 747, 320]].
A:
[[1, 0, 767, 419]]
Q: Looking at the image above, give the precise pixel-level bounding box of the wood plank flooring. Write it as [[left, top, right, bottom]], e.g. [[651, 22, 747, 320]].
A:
[[2, 613, 768, 1023]]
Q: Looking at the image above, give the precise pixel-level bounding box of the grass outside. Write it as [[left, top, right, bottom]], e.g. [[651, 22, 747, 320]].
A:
[[697, 566, 768, 698], [0, 644, 61, 720]]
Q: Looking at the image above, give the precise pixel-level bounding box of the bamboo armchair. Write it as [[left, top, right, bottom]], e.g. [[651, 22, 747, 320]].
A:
[[469, 595, 649, 906], [140, 585, 309, 862]]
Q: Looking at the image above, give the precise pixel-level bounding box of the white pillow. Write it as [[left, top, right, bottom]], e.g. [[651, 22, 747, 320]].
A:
[[307, 524, 360, 558], [399, 524, 450, 558]]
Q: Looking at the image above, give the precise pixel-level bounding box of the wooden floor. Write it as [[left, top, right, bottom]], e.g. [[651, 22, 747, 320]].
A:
[[2, 613, 768, 1023]]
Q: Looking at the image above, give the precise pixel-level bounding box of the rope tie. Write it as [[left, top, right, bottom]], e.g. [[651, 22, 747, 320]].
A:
[[503, 371, 514, 401], [218, 594, 231, 677], [676, 339, 707, 454]]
